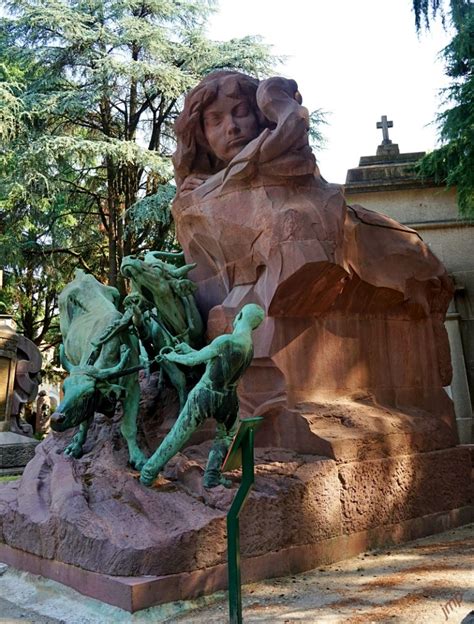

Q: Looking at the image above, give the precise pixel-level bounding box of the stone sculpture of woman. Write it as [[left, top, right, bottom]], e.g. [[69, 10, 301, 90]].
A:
[[170, 70, 456, 455]]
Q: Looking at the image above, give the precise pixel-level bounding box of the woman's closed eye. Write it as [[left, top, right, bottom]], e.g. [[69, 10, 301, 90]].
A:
[[204, 113, 222, 127], [233, 103, 250, 117]]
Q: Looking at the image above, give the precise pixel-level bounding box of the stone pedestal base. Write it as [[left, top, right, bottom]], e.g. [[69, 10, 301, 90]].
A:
[[0, 505, 471, 613], [0, 409, 471, 613]]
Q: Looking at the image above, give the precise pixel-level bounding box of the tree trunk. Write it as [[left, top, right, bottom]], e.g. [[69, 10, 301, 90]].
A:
[[106, 157, 118, 287]]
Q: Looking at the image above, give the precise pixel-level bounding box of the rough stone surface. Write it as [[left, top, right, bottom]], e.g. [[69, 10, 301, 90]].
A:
[[254, 395, 458, 461], [0, 432, 38, 468], [175, 179, 455, 446], [0, 521, 472, 623], [338, 447, 472, 533], [0, 407, 343, 577], [0, 420, 222, 576], [0, 403, 470, 579]]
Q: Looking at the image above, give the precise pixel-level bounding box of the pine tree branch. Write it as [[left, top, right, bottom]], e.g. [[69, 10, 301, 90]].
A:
[[35, 248, 92, 272]]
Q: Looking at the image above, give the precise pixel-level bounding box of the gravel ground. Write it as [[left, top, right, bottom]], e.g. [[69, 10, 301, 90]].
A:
[[0, 523, 472, 623]]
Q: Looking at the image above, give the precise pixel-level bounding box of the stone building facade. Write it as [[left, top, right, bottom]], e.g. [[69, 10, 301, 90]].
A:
[[344, 134, 474, 444]]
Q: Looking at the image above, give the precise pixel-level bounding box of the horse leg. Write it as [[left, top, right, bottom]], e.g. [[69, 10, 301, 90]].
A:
[[64, 417, 92, 458], [182, 296, 204, 345]]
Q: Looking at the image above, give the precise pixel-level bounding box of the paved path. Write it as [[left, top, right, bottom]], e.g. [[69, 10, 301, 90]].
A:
[[0, 524, 472, 623]]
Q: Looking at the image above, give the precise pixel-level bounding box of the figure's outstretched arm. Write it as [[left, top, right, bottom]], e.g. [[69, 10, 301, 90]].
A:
[[164, 342, 220, 367]]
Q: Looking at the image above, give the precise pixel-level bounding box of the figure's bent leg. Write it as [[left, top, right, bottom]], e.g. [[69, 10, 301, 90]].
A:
[[203, 419, 238, 488], [140, 394, 203, 486], [121, 384, 146, 470]]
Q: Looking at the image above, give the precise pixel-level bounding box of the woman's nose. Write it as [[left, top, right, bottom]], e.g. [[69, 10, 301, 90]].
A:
[[225, 115, 240, 135]]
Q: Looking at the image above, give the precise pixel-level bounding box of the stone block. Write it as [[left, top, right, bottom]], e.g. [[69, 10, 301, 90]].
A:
[[240, 453, 342, 557], [0, 432, 37, 469], [338, 447, 472, 534]]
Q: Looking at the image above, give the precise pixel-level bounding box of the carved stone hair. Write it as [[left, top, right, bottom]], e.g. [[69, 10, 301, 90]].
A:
[[172, 71, 270, 188]]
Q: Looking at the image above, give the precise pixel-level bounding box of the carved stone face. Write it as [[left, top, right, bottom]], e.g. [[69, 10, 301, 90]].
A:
[[202, 93, 259, 164]]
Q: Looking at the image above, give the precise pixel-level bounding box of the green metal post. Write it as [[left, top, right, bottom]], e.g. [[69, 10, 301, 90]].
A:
[[226, 424, 257, 624]]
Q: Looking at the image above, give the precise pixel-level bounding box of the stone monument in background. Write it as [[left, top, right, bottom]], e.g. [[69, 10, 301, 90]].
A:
[[0, 315, 40, 475], [345, 116, 474, 444], [0, 316, 18, 430]]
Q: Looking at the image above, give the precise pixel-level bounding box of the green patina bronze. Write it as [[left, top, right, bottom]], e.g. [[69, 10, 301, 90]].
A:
[[223, 416, 263, 624], [121, 251, 203, 344], [120, 251, 204, 407], [53, 257, 263, 492], [139, 303, 265, 488], [51, 269, 146, 469]]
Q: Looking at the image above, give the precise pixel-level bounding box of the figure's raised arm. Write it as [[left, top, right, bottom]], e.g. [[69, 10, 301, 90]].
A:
[[256, 76, 311, 164]]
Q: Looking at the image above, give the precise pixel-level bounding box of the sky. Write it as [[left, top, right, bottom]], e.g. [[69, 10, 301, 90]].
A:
[[207, 0, 452, 184]]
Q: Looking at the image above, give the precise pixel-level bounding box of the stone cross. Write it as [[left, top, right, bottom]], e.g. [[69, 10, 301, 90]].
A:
[[376, 115, 393, 145]]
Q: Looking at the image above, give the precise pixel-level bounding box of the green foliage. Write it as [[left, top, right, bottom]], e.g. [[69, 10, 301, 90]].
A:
[[0, 77, 22, 141], [413, 1, 474, 216], [308, 108, 328, 152], [1, 0, 274, 254], [125, 182, 178, 251], [0, 0, 276, 345], [413, 0, 446, 31], [0, 53, 104, 344]]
